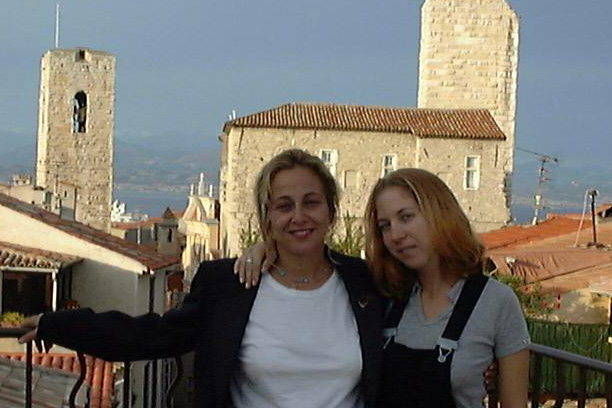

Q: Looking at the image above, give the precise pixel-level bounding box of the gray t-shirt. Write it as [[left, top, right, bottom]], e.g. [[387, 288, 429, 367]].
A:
[[395, 278, 530, 408]]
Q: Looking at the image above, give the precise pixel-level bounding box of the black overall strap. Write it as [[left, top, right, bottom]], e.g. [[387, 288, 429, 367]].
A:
[[436, 274, 488, 362], [442, 274, 489, 342], [382, 298, 409, 349]]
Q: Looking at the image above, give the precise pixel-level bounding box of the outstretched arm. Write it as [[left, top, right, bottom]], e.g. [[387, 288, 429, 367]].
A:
[[20, 262, 215, 362]]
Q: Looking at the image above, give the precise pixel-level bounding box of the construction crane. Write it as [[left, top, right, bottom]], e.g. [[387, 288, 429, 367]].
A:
[[516, 147, 559, 225]]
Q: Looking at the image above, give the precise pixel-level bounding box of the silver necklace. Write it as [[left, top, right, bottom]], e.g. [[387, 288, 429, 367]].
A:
[[271, 263, 328, 285]]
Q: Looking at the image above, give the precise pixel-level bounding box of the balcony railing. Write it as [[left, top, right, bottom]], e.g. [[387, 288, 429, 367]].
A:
[[0, 328, 182, 408], [3, 328, 612, 408], [486, 343, 612, 407]]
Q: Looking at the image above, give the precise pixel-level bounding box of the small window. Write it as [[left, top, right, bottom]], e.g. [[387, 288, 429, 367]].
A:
[[381, 154, 397, 177], [72, 91, 87, 133], [76, 49, 86, 62], [320, 149, 338, 177], [464, 156, 480, 190], [343, 170, 360, 189]]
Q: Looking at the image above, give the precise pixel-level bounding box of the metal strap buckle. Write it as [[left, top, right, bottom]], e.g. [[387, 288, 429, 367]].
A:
[[436, 338, 458, 363]]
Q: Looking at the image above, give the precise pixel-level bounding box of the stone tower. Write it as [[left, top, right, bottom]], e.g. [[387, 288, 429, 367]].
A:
[[36, 48, 116, 231], [418, 0, 519, 201]]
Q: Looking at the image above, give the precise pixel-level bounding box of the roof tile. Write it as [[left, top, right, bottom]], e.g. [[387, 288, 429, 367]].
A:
[[0, 353, 114, 408], [0, 241, 82, 269], [0, 193, 179, 270], [224, 102, 506, 140], [480, 216, 592, 250]]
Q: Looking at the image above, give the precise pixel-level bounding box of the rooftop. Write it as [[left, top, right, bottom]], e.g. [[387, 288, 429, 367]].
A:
[[480, 216, 593, 250], [0, 241, 82, 270], [0, 193, 178, 270], [224, 102, 506, 140], [0, 352, 114, 408]]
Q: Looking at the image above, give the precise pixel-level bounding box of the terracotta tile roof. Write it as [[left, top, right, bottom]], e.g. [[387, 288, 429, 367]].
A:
[[223, 102, 506, 140], [546, 204, 612, 220], [0, 241, 82, 269], [0, 353, 114, 408], [169, 209, 185, 218], [480, 216, 593, 250], [163, 208, 184, 219], [489, 247, 612, 294], [0, 193, 178, 270]]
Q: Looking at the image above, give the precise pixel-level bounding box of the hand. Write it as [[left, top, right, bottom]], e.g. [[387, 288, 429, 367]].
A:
[[233, 242, 276, 288], [484, 360, 498, 394], [18, 313, 53, 352]]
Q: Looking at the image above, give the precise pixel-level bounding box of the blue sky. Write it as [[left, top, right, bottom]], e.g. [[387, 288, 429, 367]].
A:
[[1, 0, 611, 202]]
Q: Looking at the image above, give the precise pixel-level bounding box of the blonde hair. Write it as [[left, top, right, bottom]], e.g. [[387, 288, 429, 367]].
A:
[[364, 168, 486, 299], [254, 149, 339, 245]]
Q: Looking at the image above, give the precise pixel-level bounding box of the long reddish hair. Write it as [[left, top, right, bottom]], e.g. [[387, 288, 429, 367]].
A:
[[365, 168, 486, 299]]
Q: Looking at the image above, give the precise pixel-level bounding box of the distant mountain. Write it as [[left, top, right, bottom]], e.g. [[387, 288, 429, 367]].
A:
[[0, 127, 608, 212], [0, 128, 220, 191], [512, 158, 612, 211], [113, 137, 220, 191], [0, 130, 36, 181]]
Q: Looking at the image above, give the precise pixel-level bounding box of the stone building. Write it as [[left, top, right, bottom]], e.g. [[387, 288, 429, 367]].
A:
[[418, 0, 519, 201], [35, 48, 116, 232], [220, 103, 507, 256], [179, 173, 220, 282], [218, 0, 520, 255]]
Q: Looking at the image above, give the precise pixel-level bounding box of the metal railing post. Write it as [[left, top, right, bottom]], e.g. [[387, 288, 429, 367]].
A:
[[123, 361, 131, 408], [68, 352, 87, 408], [26, 341, 32, 408]]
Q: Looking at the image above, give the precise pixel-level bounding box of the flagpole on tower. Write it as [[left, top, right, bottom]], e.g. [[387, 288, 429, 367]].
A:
[[54, 3, 60, 49]]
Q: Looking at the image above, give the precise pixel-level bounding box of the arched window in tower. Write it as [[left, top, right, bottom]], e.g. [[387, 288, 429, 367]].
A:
[[72, 91, 87, 133]]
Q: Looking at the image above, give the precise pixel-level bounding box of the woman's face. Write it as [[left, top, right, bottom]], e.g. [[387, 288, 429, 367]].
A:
[[267, 166, 332, 259], [375, 185, 438, 275]]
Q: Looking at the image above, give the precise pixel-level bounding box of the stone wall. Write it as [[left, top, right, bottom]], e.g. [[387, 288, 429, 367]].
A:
[[220, 126, 506, 255], [417, 137, 509, 231], [36, 49, 116, 232], [418, 0, 518, 174]]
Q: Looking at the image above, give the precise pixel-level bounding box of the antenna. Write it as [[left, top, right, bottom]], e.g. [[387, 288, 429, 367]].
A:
[[54, 3, 60, 49], [516, 147, 559, 225]]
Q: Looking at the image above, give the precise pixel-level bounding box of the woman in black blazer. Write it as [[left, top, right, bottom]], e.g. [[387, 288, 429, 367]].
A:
[[20, 149, 383, 408]]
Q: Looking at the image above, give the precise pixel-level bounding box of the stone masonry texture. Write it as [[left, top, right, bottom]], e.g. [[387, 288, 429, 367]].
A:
[[36, 49, 116, 232], [418, 0, 519, 206], [220, 125, 507, 256]]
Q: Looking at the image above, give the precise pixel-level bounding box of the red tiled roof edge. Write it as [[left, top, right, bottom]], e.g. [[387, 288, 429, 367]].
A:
[[480, 217, 593, 250], [0, 240, 82, 269], [0, 352, 115, 408], [223, 102, 506, 140], [0, 193, 178, 270]]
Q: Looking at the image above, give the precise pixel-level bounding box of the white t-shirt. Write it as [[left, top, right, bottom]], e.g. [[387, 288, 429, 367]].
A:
[[395, 278, 530, 408], [230, 271, 364, 408]]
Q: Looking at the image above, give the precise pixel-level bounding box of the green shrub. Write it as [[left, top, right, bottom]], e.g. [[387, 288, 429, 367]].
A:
[[327, 212, 365, 257], [239, 215, 261, 251], [1, 311, 25, 327], [490, 273, 556, 318]]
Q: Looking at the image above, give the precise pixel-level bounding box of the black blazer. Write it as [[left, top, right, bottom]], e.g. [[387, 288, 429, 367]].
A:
[[39, 250, 383, 407]]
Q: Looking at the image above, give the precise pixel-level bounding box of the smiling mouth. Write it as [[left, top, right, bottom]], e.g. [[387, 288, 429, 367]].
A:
[[396, 245, 417, 254], [289, 228, 314, 238]]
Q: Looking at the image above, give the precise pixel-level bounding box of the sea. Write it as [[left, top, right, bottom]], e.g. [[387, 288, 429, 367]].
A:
[[115, 190, 582, 226], [114, 190, 189, 218]]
